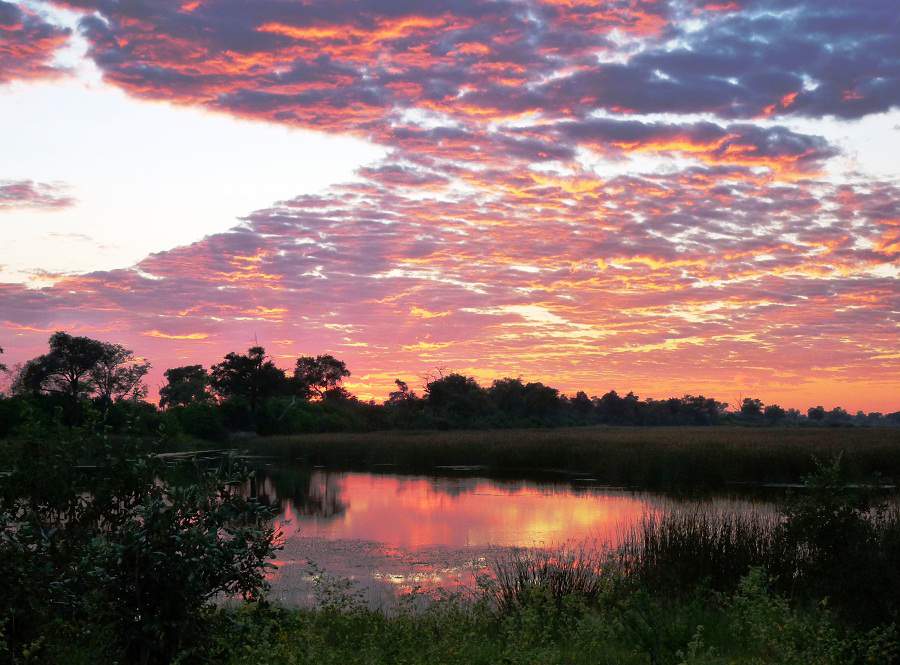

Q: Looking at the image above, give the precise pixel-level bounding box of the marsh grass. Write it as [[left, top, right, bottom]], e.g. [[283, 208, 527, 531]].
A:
[[486, 545, 610, 613], [483, 509, 785, 612], [247, 426, 900, 486], [619, 508, 790, 592]]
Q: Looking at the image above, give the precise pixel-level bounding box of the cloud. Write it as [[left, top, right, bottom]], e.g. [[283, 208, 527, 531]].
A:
[[1, 166, 897, 409], [1, 0, 897, 410], [40, 0, 898, 131], [0, 180, 74, 211], [0, 1, 70, 83], [550, 119, 838, 175], [143, 330, 210, 340]]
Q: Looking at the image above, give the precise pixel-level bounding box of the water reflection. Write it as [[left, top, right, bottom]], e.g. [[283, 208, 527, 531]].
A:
[[253, 466, 771, 608], [252, 468, 348, 520]]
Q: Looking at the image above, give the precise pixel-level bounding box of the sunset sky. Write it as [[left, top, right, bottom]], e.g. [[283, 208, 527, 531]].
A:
[[1, 0, 898, 411]]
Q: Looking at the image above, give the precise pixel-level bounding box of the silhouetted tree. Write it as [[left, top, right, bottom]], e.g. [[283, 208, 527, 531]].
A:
[[740, 397, 764, 420], [685, 395, 728, 425], [487, 378, 530, 419], [321, 386, 354, 403], [825, 406, 852, 427], [385, 379, 423, 428], [293, 355, 350, 400], [808, 405, 826, 422], [90, 342, 150, 405], [570, 391, 594, 421], [596, 390, 641, 424], [15, 332, 106, 402], [387, 379, 416, 405], [0, 345, 6, 374], [159, 365, 212, 409], [210, 346, 287, 412], [425, 373, 489, 425], [763, 403, 786, 425], [522, 381, 561, 421]]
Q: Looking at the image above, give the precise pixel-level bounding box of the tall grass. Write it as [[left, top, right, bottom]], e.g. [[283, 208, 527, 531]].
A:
[[245, 426, 900, 486], [487, 496, 900, 626], [618, 508, 790, 592], [487, 545, 609, 613], [485, 509, 787, 611]]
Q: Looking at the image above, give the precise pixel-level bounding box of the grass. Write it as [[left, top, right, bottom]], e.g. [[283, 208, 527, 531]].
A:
[[488, 545, 608, 614], [41, 569, 900, 665], [619, 508, 789, 592], [243, 426, 900, 486], [192, 567, 899, 665]]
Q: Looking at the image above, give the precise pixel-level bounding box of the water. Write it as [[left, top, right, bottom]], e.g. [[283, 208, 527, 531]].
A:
[[251, 465, 775, 608]]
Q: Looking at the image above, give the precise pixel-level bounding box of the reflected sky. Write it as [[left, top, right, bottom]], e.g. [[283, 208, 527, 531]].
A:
[[269, 471, 654, 548], [253, 467, 770, 607]]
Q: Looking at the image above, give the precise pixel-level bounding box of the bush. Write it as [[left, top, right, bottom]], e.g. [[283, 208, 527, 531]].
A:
[[255, 397, 319, 435], [729, 568, 899, 665], [219, 396, 256, 432], [0, 397, 24, 437], [779, 456, 900, 625], [0, 420, 279, 664], [169, 402, 229, 441]]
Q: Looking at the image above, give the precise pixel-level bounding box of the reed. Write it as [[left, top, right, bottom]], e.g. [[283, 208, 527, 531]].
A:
[[617, 508, 790, 592], [244, 426, 900, 487], [487, 545, 609, 612]]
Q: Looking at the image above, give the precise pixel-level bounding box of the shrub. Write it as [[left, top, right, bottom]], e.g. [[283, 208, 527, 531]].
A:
[[0, 421, 279, 664], [170, 402, 229, 441], [778, 456, 900, 625]]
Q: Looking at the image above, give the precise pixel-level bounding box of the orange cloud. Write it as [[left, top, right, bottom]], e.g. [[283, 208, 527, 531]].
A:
[[143, 330, 210, 340]]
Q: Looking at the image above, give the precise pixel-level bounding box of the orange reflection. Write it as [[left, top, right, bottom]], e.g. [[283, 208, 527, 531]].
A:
[[276, 471, 654, 549]]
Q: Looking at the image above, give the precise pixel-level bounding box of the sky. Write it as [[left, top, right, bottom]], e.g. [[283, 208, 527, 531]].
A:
[[0, 0, 898, 411]]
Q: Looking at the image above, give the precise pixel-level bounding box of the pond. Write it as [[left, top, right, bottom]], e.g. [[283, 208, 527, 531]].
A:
[[251, 465, 777, 608]]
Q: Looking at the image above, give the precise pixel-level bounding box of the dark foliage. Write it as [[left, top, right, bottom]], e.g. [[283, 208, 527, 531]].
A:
[[0, 416, 279, 664], [616, 457, 900, 626], [159, 364, 212, 409], [209, 346, 288, 414]]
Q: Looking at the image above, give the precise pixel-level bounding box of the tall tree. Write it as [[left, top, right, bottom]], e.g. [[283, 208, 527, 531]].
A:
[[0, 345, 6, 374], [210, 346, 287, 411], [425, 373, 489, 422], [159, 365, 212, 409], [740, 397, 764, 420], [387, 379, 417, 405], [16, 332, 106, 402], [293, 354, 350, 400], [90, 343, 151, 403]]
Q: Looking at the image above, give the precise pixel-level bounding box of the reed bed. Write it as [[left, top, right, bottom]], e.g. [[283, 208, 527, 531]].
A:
[[488, 545, 609, 613], [618, 508, 790, 591], [487, 498, 900, 625], [246, 426, 900, 486]]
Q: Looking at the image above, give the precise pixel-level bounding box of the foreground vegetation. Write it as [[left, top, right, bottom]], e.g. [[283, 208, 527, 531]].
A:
[[12, 476, 900, 663], [3, 404, 900, 663], [192, 569, 899, 665], [251, 426, 900, 486]]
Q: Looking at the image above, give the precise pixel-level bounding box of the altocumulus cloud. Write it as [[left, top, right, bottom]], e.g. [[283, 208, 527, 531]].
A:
[[0, 0, 898, 409]]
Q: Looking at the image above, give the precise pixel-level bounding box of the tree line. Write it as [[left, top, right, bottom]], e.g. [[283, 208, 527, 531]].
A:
[[1, 332, 897, 439]]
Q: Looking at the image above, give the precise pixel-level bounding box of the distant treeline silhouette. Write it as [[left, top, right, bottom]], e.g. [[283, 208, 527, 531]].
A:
[[1, 333, 898, 439]]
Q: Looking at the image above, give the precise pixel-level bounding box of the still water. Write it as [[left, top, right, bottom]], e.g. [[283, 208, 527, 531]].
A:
[[253, 466, 772, 607]]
